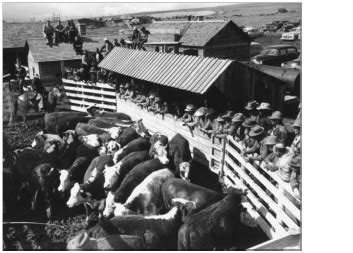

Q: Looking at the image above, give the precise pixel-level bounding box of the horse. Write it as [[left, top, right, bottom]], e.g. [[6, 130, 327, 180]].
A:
[[9, 85, 62, 125]]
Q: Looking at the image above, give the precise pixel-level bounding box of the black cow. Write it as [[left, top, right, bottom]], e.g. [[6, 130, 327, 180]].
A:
[[112, 149, 169, 204], [178, 188, 245, 250], [104, 150, 150, 191], [75, 123, 109, 136], [55, 115, 92, 136], [44, 111, 89, 133], [162, 178, 223, 214], [168, 134, 192, 178], [87, 105, 131, 121], [113, 137, 151, 163]]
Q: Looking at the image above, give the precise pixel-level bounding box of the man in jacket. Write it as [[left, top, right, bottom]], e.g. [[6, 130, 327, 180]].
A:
[[131, 27, 141, 50], [42, 20, 54, 47], [269, 111, 288, 145], [54, 20, 65, 43], [100, 38, 114, 57]]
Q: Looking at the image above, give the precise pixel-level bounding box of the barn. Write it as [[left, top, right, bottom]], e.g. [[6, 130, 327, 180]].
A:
[[146, 20, 252, 61]]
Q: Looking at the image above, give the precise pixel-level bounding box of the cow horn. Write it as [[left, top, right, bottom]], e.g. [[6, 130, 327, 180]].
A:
[[48, 167, 55, 175]]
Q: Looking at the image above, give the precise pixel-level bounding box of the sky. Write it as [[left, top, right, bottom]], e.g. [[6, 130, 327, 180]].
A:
[[2, 2, 237, 22]]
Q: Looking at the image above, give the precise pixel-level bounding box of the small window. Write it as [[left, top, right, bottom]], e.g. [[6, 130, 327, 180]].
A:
[[280, 49, 287, 55], [287, 48, 297, 54]]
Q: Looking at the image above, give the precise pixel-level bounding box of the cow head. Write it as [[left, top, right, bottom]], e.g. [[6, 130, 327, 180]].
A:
[[58, 170, 74, 192], [107, 127, 122, 140], [106, 140, 120, 154], [62, 130, 76, 145], [37, 166, 58, 193], [80, 134, 100, 148], [31, 130, 45, 148], [134, 119, 149, 137], [171, 198, 196, 222], [103, 163, 121, 190], [67, 183, 91, 208], [98, 145, 108, 156], [179, 162, 191, 181], [86, 167, 99, 184], [154, 144, 169, 164], [102, 191, 116, 218]]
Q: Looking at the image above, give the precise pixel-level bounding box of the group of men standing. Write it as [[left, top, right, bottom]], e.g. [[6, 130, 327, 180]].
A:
[[42, 20, 79, 47]]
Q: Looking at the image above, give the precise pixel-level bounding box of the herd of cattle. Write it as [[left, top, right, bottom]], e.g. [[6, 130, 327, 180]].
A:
[[4, 105, 249, 250]]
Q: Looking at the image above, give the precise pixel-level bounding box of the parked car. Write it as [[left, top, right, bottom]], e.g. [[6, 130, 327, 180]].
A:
[[250, 45, 300, 67], [243, 26, 264, 39], [281, 56, 301, 70], [281, 27, 301, 41], [250, 42, 264, 57]]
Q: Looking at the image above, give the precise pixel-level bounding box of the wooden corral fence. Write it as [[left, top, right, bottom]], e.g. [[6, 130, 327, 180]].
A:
[[223, 135, 301, 240], [62, 79, 117, 112], [62, 79, 301, 246]]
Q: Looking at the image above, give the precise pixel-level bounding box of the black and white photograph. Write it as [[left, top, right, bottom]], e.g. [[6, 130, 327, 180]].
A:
[[2, 1, 304, 250]]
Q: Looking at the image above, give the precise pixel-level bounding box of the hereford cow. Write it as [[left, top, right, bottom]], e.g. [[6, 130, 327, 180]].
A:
[[88, 117, 133, 129], [178, 188, 245, 250], [55, 115, 92, 136], [103, 168, 174, 218], [71, 198, 195, 250], [161, 178, 223, 214], [31, 131, 65, 152], [112, 145, 169, 204], [103, 150, 150, 191]]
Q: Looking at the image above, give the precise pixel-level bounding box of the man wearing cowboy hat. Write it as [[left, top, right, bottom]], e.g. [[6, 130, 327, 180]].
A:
[[242, 125, 265, 157], [226, 113, 246, 141], [290, 118, 301, 156], [244, 100, 259, 121], [212, 111, 235, 139], [289, 156, 301, 199], [264, 143, 293, 173], [199, 108, 217, 135], [250, 135, 278, 165], [180, 104, 195, 125], [269, 111, 288, 145], [148, 97, 162, 114], [256, 102, 272, 131], [186, 106, 206, 129], [117, 84, 127, 99], [32, 74, 45, 100], [42, 20, 54, 47], [141, 93, 155, 110], [73, 35, 83, 55], [88, 67, 97, 84], [121, 83, 135, 101], [210, 116, 227, 140], [93, 48, 104, 67], [107, 71, 118, 86], [15, 60, 27, 93], [99, 37, 114, 57], [131, 27, 141, 50], [97, 68, 108, 83]]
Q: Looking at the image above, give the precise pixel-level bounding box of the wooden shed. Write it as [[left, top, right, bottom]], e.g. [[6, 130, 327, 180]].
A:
[[146, 20, 252, 61], [26, 37, 114, 86]]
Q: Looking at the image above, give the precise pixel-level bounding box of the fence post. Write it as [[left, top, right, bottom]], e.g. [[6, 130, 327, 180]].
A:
[[277, 184, 285, 227]]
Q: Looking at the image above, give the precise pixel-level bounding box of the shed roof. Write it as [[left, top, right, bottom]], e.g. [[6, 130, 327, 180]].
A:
[[27, 36, 116, 63], [98, 47, 233, 94]]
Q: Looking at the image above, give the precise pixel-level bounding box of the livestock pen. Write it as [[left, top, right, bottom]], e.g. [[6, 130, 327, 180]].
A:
[[61, 78, 301, 249]]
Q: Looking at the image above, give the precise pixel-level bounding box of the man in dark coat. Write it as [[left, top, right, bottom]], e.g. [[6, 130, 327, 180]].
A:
[[131, 27, 141, 50], [54, 20, 65, 43], [73, 36, 83, 55], [100, 38, 114, 57], [42, 20, 54, 47], [32, 74, 46, 99], [138, 27, 150, 50]]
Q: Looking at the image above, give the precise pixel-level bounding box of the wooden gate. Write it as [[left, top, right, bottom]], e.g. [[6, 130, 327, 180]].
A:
[[223, 136, 301, 240], [62, 79, 117, 112]]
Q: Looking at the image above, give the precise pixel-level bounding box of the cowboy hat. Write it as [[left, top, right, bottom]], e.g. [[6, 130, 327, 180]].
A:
[[216, 116, 225, 123], [273, 143, 285, 152], [222, 110, 234, 119], [257, 102, 271, 111], [292, 118, 301, 128], [231, 113, 245, 123], [149, 94, 155, 99], [244, 100, 259, 110], [249, 125, 264, 137], [265, 135, 278, 146], [206, 108, 215, 116], [185, 104, 195, 112], [194, 107, 208, 117], [289, 156, 301, 168], [242, 118, 257, 128], [269, 111, 283, 120]]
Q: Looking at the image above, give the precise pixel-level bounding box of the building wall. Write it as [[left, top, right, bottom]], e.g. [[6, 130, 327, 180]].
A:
[[204, 23, 250, 61], [38, 61, 62, 87]]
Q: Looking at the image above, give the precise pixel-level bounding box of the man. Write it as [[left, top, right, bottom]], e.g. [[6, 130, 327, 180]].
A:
[[30, 82, 45, 112], [131, 27, 141, 50], [269, 111, 288, 145], [155, 101, 169, 118], [73, 36, 83, 55], [290, 118, 301, 156], [138, 27, 150, 50], [107, 71, 117, 86], [121, 83, 135, 101], [289, 156, 301, 199], [32, 74, 46, 100], [117, 84, 127, 99], [242, 125, 265, 157], [248, 135, 277, 165], [140, 94, 155, 110], [180, 104, 195, 125], [256, 102, 272, 132], [244, 100, 259, 121], [241, 118, 257, 141], [42, 20, 54, 47], [97, 68, 108, 83], [88, 67, 97, 84], [148, 97, 161, 113], [68, 20, 78, 43], [15, 60, 27, 93], [100, 38, 114, 57], [210, 116, 227, 140], [93, 48, 104, 67], [263, 143, 293, 179], [54, 20, 65, 44]]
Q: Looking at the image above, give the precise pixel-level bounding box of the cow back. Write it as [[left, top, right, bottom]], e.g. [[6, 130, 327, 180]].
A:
[[115, 137, 151, 163], [75, 123, 108, 136], [117, 127, 139, 148], [161, 178, 222, 214], [45, 111, 87, 133], [168, 134, 192, 173]]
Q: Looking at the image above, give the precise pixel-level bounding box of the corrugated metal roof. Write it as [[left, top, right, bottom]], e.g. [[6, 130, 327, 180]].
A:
[[98, 47, 233, 94]]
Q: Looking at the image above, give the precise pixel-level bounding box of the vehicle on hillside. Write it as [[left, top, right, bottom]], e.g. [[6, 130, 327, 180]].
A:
[[243, 26, 264, 39], [250, 45, 300, 67], [281, 27, 301, 41], [249, 42, 264, 57]]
